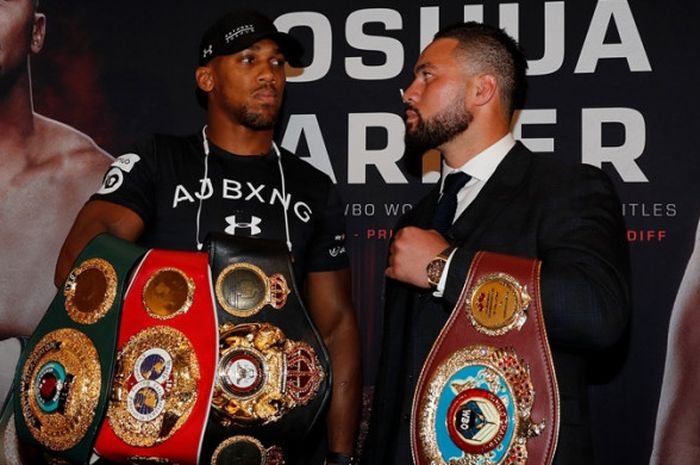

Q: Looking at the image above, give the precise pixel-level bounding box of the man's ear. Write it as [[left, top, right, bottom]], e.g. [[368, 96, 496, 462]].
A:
[[30, 13, 46, 54], [195, 66, 214, 92], [472, 74, 497, 107]]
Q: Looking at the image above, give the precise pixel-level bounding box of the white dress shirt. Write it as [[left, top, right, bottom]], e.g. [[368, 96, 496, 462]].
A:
[[435, 133, 516, 295]]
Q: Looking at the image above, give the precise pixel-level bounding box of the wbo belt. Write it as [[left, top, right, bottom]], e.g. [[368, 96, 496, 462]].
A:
[[93, 248, 218, 464], [13, 234, 146, 465], [411, 251, 560, 465], [200, 232, 331, 465]]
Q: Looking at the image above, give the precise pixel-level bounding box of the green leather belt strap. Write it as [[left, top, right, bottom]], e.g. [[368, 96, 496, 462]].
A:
[[13, 234, 146, 465]]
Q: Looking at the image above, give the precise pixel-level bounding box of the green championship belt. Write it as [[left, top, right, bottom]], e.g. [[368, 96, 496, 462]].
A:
[[13, 234, 146, 464]]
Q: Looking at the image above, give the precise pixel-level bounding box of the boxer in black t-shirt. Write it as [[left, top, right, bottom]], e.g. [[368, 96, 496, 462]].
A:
[[55, 9, 360, 465]]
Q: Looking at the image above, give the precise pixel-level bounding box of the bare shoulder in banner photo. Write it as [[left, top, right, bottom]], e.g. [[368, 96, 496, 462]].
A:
[[0, 0, 111, 395]]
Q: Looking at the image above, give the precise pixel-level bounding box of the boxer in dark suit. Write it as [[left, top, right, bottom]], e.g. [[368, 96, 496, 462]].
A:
[[362, 22, 630, 465]]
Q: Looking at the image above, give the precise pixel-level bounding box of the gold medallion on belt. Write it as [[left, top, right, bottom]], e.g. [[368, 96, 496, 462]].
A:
[[212, 322, 325, 426], [63, 258, 118, 325], [418, 346, 544, 465], [19, 328, 101, 451], [210, 435, 284, 465], [215, 263, 290, 318], [465, 272, 531, 336], [142, 267, 196, 320], [107, 326, 200, 447]]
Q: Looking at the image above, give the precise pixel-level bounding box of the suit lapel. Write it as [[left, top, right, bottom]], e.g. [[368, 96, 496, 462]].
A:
[[446, 142, 533, 246]]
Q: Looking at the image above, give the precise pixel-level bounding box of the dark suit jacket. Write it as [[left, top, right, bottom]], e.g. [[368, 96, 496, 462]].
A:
[[362, 142, 630, 465]]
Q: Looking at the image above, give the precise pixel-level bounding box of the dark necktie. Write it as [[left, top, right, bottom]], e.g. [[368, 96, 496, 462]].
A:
[[431, 172, 471, 234]]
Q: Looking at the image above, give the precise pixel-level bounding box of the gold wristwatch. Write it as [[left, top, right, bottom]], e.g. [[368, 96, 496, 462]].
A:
[[426, 246, 455, 289]]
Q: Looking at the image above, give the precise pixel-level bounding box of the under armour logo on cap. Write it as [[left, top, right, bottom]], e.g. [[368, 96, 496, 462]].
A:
[[197, 9, 303, 67]]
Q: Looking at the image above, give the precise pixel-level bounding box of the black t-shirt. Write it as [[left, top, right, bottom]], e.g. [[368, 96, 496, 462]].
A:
[[92, 133, 348, 280]]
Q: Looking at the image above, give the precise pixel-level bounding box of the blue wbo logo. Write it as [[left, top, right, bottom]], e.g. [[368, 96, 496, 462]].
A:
[[435, 364, 516, 462], [34, 361, 72, 414]]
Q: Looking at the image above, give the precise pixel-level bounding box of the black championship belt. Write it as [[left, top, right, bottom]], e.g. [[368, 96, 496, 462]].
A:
[[13, 234, 146, 465], [411, 251, 560, 465], [200, 233, 331, 465], [93, 249, 218, 464]]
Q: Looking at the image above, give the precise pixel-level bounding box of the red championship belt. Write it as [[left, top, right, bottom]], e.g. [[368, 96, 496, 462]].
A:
[[94, 249, 218, 464], [411, 251, 559, 465]]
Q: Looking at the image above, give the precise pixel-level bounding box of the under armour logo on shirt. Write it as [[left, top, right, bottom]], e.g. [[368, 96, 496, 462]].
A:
[[225, 215, 262, 236]]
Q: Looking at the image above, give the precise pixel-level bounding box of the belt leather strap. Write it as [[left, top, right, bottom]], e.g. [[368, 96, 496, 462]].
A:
[[200, 232, 331, 464], [93, 248, 218, 464], [13, 234, 146, 465], [411, 251, 559, 465]]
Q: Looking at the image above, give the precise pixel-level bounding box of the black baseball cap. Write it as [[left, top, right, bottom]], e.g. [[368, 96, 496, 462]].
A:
[[198, 9, 303, 67]]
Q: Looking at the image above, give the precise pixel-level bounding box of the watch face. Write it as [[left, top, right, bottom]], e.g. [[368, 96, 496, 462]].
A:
[[427, 257, 447, 286]]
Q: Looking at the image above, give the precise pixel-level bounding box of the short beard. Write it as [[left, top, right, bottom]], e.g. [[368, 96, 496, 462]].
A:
[[236, 105, 278, 131], [405, 104, 472, 151]]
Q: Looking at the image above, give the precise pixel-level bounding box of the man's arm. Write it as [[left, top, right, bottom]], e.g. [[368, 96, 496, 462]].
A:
[[387, 167, 630, 352], [650, 219, 700, 464], [54, 200, 145, 286], [304, 268, 361, 460]]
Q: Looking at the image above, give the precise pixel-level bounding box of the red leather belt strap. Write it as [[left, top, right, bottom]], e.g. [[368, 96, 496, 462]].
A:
[[94, 249, 218, 464], [411, 251, 559, 465]]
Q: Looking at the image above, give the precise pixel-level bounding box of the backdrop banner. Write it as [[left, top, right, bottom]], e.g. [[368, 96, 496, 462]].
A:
[[3, 2, 700, 465]]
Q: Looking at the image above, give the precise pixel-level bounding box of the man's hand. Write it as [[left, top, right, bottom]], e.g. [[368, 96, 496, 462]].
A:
[[385, 226, 449, 288]]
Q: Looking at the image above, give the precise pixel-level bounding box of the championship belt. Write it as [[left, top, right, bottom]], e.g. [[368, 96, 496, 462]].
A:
[[13, 234, 146, 465], [200, 233, 331, 465], [411, 251, 560, 465], [93, 249, 218, 465]]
